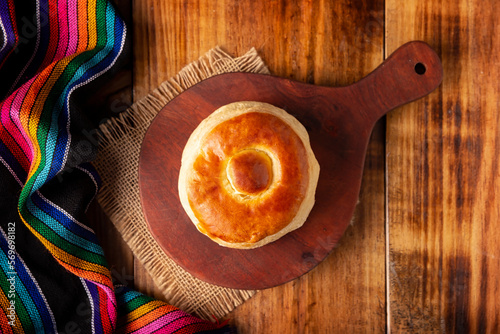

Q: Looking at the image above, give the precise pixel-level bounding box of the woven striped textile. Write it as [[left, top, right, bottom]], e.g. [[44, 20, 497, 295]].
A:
[[0, 1, 232, 333]]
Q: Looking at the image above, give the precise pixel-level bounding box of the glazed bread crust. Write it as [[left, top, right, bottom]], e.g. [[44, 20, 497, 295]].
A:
[[178, 101, 320, 249]]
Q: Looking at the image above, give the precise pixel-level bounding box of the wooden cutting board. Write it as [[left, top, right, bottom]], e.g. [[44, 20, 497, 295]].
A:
[[138, 41, 442, 289]]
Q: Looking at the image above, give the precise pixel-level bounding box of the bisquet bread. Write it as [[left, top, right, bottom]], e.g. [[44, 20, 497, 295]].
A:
[[178, 101, 320, 249]]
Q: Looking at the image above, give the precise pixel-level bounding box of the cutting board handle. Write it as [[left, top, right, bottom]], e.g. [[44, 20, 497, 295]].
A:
[[351, 41, 443, 123]]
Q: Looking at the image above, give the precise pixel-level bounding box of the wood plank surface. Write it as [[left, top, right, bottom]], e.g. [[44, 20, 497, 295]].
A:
[[86, 0, 500, 332], [131, 0, 387, 332], [386, 0, 500, 332]]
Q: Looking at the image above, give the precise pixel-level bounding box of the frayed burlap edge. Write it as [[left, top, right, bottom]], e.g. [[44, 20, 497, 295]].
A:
[[94, 47, 270, 319]]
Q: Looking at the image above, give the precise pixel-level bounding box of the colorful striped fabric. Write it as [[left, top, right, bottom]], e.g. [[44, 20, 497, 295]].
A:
[[0, 1, 232, 333]]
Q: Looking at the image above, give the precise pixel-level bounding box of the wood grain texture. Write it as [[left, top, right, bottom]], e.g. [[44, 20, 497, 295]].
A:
[[132, 0, 387, 331], [83, 0, 500, 332], [386, 0, 500, 332]]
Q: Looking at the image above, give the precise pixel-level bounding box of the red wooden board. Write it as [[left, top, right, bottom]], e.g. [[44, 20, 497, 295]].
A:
[[138, 41, 442, 289]]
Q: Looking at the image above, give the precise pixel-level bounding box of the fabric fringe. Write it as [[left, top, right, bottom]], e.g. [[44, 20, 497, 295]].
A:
[[94, 47, 270, 319]]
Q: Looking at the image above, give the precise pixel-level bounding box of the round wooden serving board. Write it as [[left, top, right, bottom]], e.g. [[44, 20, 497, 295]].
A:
[[139, 41, 443, 289]]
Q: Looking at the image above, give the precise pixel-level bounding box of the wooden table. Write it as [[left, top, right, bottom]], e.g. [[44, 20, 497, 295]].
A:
[[87, 0, 500, 332]]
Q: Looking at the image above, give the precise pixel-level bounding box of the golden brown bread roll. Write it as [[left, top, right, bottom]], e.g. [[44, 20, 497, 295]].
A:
[[178, 101, 320, 249]]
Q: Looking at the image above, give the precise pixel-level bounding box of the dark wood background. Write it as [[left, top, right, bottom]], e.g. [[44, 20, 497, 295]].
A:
[[87, 0, 500, 332]]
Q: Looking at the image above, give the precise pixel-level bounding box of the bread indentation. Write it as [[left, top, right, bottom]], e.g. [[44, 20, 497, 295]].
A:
[[226, 149, 273, 195]]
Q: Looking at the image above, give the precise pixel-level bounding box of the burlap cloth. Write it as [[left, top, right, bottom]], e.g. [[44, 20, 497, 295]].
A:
[[93, 48, 270, 320]]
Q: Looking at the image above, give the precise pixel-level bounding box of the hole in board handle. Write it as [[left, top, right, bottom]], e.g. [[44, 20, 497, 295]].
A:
[[414, 63, 426, 75]]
